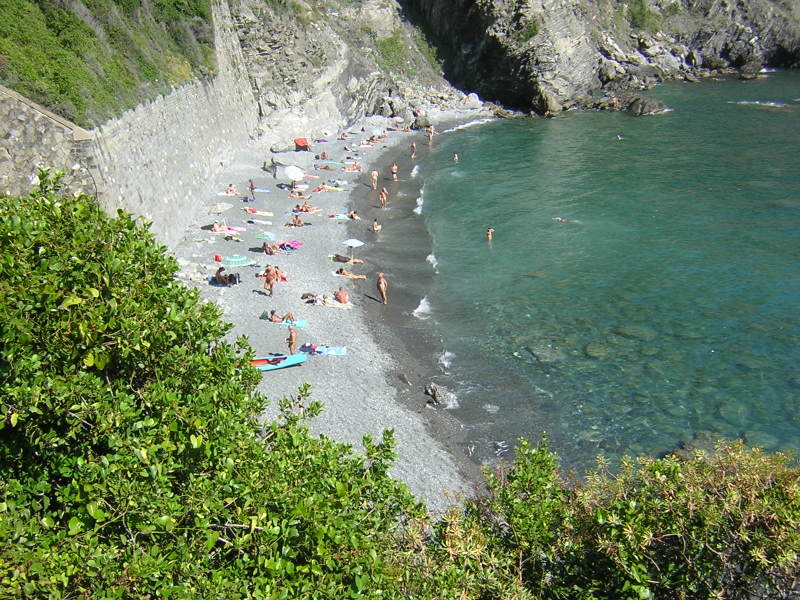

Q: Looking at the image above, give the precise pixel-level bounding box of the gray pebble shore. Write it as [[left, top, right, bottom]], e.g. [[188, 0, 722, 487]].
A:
[[172, 108, 491, 514]]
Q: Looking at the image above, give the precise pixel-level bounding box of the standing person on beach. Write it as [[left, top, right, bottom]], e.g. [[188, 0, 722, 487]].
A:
[[379, 187, 388, 209], [285, 325, 298, 355], [376, 273, 388, 305], [248, 179, 256, 201], [390, 163, 398, 181], [263, 266, 278, 297], [427, 124, 435, 144], [370, 169, 379, 190], [410, 142, 417, 159]]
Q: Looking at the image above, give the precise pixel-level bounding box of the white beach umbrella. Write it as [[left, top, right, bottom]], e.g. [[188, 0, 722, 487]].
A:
[[283, 165, 304, 182], [210, 202, 233, 214], [342, 238, 364, 260]]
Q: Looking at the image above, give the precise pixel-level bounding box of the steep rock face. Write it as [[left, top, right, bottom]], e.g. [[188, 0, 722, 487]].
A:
[[403, 0, 800, 112], [227, 0, 459, 145]]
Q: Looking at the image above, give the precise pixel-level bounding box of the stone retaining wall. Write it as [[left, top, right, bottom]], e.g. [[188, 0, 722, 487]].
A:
[[0, 0, 259, 247], [89, 0, 260, 247], [0, 85, 95, 198]]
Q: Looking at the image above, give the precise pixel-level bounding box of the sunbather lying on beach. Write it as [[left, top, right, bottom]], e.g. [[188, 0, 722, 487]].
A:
[[332, 254, 364, 264], [315, 164, 334, 170], [225, 184, 238, 195], [267, 310, 296, 323], [342, 162, 362, 172], [262, 242, 279, 255], [336, 268, 366, 280], [294, 202, 319, 213], [347, 210, 361, 220], [321, 295, 352, 309], [289, 192, 311, 201]]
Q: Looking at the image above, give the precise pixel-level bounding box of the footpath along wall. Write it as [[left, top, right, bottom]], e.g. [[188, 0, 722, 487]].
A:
[[0, 0, 260, 247]]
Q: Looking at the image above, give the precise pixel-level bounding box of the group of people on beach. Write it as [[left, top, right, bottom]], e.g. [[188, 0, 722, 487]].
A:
[[210, 120, 445, 361]]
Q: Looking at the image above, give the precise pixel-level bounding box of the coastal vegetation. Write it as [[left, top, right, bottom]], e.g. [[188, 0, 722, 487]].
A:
[[2, 174, 798, 598], [0, 0, 215, 126]]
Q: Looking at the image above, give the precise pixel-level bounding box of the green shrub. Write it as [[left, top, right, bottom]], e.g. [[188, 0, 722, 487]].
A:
[[516, 19, 539, 43], [627, 0, 661, 31], [0, 172, 424, 598], [376, 32, 410, 75], [0, 1, 215, 125]]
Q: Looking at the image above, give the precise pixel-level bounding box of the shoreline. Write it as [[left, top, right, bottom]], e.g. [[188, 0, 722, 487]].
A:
[[172, 107, 491, 514]]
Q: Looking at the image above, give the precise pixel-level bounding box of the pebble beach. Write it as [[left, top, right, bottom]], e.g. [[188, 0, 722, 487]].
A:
[[172, 108, 491, 514]]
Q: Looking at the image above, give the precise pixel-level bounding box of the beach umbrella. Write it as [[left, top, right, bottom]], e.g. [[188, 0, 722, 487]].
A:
[[221, 254, 256, 267], [283, 165, 304, 182], [342, 238, 364, 260], [255, 231, 276, 241], [210, 201, 233, 214]]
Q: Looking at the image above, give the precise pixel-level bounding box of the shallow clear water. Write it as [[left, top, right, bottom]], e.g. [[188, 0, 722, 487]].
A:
[[416, 72, 800, 469]]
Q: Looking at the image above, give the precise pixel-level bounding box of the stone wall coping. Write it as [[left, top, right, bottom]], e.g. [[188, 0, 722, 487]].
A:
[[0, 84, 94, 141]]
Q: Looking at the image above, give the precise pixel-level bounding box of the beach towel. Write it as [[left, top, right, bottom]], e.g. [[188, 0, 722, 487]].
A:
[[275, 320, 308, 328], [300, 344, 347, 355], [244, 208, 274, 216], [328, 214, 350, 220], [254, 188, 270, 193], [248, 219, 272, 225]]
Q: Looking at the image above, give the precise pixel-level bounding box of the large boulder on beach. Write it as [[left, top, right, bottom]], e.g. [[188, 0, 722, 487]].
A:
[[424, 382, 456, 408], [464, 92, 483, 109], [413, 113, 432, 129]]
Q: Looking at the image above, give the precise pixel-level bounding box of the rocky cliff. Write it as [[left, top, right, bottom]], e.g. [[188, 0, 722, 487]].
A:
[[400, 0, 800, 113], [224, 0, 469, 148]]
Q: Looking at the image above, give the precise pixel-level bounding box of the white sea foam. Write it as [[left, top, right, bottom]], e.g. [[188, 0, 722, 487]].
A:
[[412, 296, 431, 319], [410, 165, 420, 178], [426, 253, 438, 272], [441, 118, 494, 134], [729, 100, 790, 108], [760, 67, 777, 73], [439, 350, 454, 369], [413, 196, 424, 215]]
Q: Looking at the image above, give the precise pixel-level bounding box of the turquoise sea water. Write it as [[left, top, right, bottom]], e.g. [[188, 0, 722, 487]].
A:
[[414, 72, 800, 470]]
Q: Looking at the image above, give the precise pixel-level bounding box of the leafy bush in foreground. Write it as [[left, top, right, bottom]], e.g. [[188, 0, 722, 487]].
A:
[[400, 439, 800, 600], [0, 173, 421, 598]]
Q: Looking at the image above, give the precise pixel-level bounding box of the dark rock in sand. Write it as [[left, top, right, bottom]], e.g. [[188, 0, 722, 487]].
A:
[[413, 114, 432, 129], [424, 382, 456, 408]]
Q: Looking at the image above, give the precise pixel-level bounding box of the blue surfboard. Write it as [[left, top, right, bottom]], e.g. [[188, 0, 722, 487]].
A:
[[250, 353, 307, 371]]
